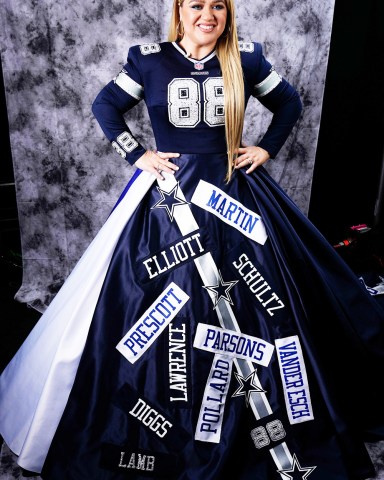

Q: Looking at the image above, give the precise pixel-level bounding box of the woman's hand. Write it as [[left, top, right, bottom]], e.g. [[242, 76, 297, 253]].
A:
[[135, 150, 180, 180], [234, 145, 270, 174]]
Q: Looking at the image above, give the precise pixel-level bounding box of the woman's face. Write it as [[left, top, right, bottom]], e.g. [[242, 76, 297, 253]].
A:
[[179, 0, 228, 48]]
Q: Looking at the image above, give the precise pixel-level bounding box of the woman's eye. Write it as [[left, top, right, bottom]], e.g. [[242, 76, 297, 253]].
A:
[[190, 3, 226, 10]]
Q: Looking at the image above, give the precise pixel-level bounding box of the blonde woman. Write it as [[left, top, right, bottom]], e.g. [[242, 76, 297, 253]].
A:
[[1, 1, 384, 479]]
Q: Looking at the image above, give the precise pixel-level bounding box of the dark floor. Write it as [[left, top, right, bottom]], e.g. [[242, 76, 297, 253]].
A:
[[0, 251, 41, 374], [332, 224, 384, 277]]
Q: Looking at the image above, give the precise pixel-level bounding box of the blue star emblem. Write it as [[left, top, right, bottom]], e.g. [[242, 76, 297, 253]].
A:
[[278, 454, 316, 480], [151, 181, 189, 221], [232, 370, 265, 406], [203, 270, 238, 308]]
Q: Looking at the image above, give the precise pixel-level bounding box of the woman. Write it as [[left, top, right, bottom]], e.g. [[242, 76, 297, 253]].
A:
[[1, 0, 384, 479]]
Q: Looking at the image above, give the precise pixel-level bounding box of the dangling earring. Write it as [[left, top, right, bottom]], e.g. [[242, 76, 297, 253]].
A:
[[177, 20, 185, 38], [221, 26, 231, 38]]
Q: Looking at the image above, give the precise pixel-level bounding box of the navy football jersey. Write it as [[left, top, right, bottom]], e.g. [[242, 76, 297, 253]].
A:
[[92, 41, 302, 165]]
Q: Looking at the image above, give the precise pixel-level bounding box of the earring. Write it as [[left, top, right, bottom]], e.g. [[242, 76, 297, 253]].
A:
[[221, 26, 231, 38], [176, 20, 184, 38]]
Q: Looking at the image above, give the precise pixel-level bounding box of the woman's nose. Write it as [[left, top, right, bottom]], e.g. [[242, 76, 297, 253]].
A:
[[201, 6, 214, 20]]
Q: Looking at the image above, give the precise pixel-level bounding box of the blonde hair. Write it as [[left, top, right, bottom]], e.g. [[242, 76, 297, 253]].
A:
[[169, 0, 245, 182]]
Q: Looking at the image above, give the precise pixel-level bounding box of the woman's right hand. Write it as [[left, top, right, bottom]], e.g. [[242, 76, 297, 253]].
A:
[[135, 150, 180, 180]]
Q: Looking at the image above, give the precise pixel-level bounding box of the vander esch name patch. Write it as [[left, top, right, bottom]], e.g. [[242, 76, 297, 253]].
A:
[[116, 283, 189, 363], [275, 336, 314, 424], [191, 180, 267, 245]]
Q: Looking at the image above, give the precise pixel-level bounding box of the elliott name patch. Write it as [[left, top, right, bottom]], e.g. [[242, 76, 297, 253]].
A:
[[116, 283, 189, 363]]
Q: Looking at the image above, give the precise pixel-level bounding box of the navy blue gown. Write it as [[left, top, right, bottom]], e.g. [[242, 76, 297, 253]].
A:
[[2, 41, 384, 480]]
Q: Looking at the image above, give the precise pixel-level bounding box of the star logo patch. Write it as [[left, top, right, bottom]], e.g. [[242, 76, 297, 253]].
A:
[[203, 270, 238, 309], [278, 454, 316, 480], [151, 181, 189, 221], [232, 370, 265, 406]]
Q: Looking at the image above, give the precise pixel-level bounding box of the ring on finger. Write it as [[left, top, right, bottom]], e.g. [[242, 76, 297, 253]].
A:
[[248, 158, 253, 165]]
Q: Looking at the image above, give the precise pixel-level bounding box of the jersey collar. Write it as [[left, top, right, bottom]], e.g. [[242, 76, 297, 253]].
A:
[[172, 42, 217, 67]]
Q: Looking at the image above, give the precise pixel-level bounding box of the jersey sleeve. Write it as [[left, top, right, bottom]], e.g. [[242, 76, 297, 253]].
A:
[[92, 46, 146, 165], [243, 42, 303, 158]]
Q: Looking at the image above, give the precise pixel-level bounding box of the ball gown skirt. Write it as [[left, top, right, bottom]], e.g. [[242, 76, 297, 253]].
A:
[[1, 152, 384, 480]]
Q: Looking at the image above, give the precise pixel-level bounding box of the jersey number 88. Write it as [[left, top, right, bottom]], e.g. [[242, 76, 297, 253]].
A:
[[168, 77, 225, 128]]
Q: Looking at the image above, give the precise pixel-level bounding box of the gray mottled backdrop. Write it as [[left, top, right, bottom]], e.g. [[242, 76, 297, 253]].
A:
[[1, 0, 333, 310], [2, 2, 384, 478]]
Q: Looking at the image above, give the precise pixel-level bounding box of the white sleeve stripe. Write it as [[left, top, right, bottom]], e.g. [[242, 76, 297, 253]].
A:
[[114, 72, 144, 100], [254, 70, 282, 98]]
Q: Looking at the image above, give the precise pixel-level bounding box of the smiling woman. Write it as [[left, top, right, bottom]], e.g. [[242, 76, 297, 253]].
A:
[[178, 0, 228, 54], [1, 0, 384, 479]]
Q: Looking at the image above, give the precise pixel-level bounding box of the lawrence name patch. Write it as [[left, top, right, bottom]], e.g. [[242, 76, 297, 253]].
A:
[[116, 283, 189, 363], [191, 180, 267, 245]]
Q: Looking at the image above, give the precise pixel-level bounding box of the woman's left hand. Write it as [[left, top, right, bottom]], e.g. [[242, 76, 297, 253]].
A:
[[234, 145, 270, 174]]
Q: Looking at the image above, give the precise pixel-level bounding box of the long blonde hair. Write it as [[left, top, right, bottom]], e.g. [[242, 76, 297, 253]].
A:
[[169, 0, 245, 182]]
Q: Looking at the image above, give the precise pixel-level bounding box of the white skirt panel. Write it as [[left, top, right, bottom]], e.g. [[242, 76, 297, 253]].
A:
[[0, 171, 155, 473]]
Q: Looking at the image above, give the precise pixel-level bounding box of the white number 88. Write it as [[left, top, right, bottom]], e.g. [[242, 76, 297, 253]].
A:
[[168, 77, 225, 128]]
